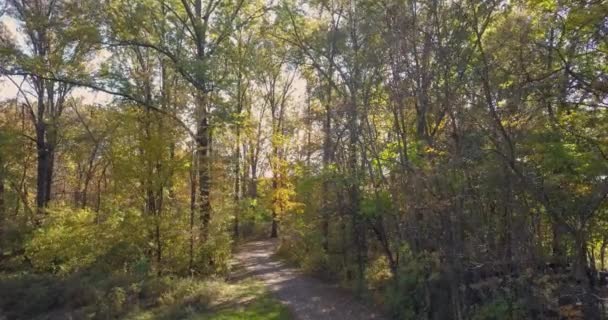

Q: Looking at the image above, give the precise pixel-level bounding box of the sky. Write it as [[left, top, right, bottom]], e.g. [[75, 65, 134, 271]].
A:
[[0, 15, 112, 105], [0, 11, 305, 108], [0, 16, 22, 101]]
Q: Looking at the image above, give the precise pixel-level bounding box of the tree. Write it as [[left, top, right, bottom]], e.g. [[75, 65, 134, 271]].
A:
[[0, 0, 100, 218]]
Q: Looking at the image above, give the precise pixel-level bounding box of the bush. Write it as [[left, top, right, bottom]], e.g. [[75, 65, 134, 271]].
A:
[[139, 276, 172, 303], [25, 206, 147, 274], [384, 250, 440, 319], [0, 272, 229, 319], [108, 287, 127, 313], [471, 296, 526, 320], [62, 279, 100, 309]]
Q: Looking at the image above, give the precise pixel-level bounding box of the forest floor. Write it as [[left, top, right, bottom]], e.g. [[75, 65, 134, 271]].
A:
[[230, 240, 387, 320], [0, 240, 385, 320], [0, 272, 291, 320]]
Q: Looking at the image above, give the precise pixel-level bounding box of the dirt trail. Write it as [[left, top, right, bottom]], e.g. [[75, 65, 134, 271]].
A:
[[230, 240, 387, 320]]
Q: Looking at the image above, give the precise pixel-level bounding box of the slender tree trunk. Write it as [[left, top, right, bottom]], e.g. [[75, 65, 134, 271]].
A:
[[600, 237, 607, 270], [250, 157, 258, 199], [267, 72, 290, 239], [80, 144, 99, 209], [321, 82, 332, 252], [196, 93, 212, 243], [269, 136, 281, 239], [234, 119, 241, 239], [305, 88, 312, 166], [189, 148, 197, 272], [552, 222, 566, 264], [95, 164, 108, 215], [0, 163, 4, 252], [348, 94, 366, 289], [347, 1, 366, 290], [503, 169, 513, 264], [45, 144, 55, 206], [155, 199, 162, 276], [234, 41, 243, 239], [154, 164, 164, 276], [270, 148, 279, 238]]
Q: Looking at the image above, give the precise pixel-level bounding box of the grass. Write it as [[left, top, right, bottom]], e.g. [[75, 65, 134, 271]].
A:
[[0, 273, 291, 320], [125, 278, 291, 320], [195, 294, 291, 320]]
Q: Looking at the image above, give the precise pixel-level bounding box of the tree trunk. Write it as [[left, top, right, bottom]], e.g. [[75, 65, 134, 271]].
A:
[[552, 222, 566, 264], [34, 87, 58, 222], [573, 231, 589, 283], [573, 231, 600, 319], [80, 144, 100, 209], [503, 169, 513, 265], [0, 164, 4, 252], [35, 121, 51, 218], [234, 123, 241, 239], [155, 215, 162, 276], [270, 215, 278, 238], [196, 93, 212, 243], [191, 0, 213, 247], [347, 1, 365, 291], [45, 145, 55, 206], [234, 43, 244, 239], [270, 166, 279, 238], [234, 121, 241, 239], [189, 148, 197, 272], [321, 82, 332, 252], [600, 236, 607, 270], [349, 95, 365, 289], [249, 161, 258, 199]]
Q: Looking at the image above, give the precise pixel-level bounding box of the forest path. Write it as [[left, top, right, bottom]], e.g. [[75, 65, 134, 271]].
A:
[[230, 239, 387, 320]]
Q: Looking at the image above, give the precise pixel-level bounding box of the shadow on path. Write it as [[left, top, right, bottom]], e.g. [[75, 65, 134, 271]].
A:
[[230, 240, 387, 320]]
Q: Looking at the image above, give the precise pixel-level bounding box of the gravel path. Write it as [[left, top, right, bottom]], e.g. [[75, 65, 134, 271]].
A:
[[230, 239, 387, 320]]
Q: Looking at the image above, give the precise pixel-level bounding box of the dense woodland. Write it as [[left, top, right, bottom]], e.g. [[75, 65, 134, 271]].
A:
[[0, 0, 607, 319]]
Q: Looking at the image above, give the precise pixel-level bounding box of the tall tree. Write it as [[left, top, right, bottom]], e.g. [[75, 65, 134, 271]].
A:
[[0, 0, 100, 218]]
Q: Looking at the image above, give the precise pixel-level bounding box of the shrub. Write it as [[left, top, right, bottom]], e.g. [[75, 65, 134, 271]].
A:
[[365, 256, 393, 289], [0, 272, 227, 319], [471, 296, 526, 320], [384, 249, 440, 319], [24, 206, 148, 274]]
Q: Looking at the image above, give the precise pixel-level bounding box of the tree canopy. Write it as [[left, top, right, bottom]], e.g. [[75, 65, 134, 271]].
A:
[[0, 0, 607, 319]]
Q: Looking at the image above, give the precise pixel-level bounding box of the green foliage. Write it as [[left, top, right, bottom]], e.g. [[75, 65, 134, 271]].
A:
[[365, 256, 392, 289], [25, 207, 147, 274], [104, 286, 127, 317], [361, 191, 392, 219], [384, 248, 440, 319], [276, 172, 339, 276], [237, 197, 274, 239], [1, 0, 607, 318], [275, 202, 326, 272], [471, 296, 526, 320]]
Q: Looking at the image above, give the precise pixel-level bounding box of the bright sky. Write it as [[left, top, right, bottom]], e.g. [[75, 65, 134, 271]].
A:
[[0, 16, 22, 101], [0, 13, 305, 108], [0, 15, 112, 105]]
